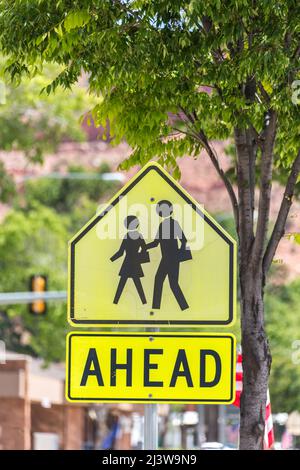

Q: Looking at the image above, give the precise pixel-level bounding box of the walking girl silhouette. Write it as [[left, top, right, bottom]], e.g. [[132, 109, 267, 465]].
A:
[[110, 215, 148, 305]]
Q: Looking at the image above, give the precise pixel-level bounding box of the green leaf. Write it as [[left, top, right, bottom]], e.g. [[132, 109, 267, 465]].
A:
[[63, 9, 91, 33]]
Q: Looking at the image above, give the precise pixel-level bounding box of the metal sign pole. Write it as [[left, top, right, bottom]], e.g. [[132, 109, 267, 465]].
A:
[[144, 403, 158, 450], [144, 328, 159, 450]]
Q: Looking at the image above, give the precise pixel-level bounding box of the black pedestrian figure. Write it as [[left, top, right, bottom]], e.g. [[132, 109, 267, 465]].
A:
[[147, 200, 191, 311], [110, 216, 148, 305]]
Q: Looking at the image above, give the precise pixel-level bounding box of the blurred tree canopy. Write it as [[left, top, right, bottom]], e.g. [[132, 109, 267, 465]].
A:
[[0, 1, 298, 174], [0, 63, 94, 164], [23, 163, 116, 214], [0, 61, 96, 205], [0, 161, 16, 203]]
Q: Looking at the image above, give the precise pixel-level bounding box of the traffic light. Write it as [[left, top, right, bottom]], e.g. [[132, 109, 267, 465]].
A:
[[29, 275, 47, 315]]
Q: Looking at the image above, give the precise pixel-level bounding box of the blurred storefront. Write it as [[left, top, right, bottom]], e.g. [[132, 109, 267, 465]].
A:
[[0, 352, 86, 449], [0, 352, 146, 450]]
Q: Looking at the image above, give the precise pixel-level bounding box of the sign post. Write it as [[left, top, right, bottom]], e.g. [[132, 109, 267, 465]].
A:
[[144, 328, 159, 450], [144, 403, 158, 450]]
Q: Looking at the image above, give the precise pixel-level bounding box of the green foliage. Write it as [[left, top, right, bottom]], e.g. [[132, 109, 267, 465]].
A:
[[0, 161, 16, 203], [0, 206, 68, 291], [23, 163, 116, 213], [0, 1, 299, 174], [265, 281, 300, 412], [0, 62, 94, 162]]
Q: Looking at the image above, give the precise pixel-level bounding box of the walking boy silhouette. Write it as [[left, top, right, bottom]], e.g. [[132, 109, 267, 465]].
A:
[[147, 200, 190, 310]]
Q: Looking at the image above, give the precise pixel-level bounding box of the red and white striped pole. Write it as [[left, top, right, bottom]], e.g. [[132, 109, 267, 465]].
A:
[[233, 352, 274, 449], [264, 390, 275, 449]]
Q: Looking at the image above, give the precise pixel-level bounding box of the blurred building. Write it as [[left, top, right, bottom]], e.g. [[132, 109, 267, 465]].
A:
[[0, 352, 87, 449], [0, 352, 147, 450]]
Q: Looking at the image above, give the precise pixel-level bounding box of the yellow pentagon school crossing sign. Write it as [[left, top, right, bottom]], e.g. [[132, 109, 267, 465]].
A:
[[66, 332, 236, 404], [68, 162, 236, 326]]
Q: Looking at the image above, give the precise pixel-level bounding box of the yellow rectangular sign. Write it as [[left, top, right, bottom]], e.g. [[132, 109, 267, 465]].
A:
[[66, 332, 236, 404]]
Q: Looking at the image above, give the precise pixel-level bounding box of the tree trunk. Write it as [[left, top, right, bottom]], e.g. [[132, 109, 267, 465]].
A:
[[234, 125, 273, 450], [239, 257, 272, 449]]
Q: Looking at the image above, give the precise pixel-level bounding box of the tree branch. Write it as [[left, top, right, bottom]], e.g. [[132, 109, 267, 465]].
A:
[[257, 82, 271, 104], [263, 148, 300, 274], [171, 127, 196, 140], [197, 129, 239, 231], [246, 121, 263, 149], [201, 16, 225, 62], [293, 42, 300, 60], [176, 109, 239, 230], [252, 110, 277, 266]]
